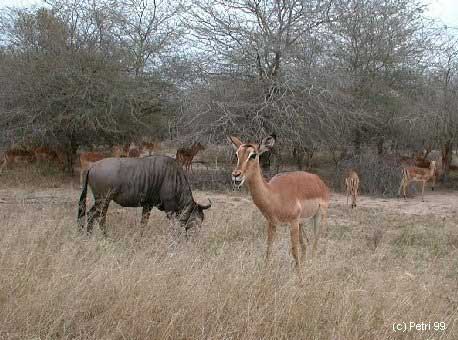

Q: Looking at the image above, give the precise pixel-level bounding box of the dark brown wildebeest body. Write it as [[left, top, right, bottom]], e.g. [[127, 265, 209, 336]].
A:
[[77, 156, 211, 235]]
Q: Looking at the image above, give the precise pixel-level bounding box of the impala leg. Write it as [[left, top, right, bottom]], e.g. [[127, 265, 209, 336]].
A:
[[312, 208, 324, 257], [290, 222, 302, 278], [432, 175, 436, 191], [265, 222, 276, 264], [352, 185, 357, 208], [0, 157, 6, 173], [421, 180, 425, 202], [356, 183, 359, 206], [299, 223, 307, 261], [401, 179, 408, 200], [322, 207, 328, 236]]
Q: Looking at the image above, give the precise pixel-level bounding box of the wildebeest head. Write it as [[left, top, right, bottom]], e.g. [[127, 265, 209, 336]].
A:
[[178, 198, 212, 231]]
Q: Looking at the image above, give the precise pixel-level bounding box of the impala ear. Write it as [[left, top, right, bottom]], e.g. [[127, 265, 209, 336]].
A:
[[259, 135, 276, 154], [228, 136, 242, 151]]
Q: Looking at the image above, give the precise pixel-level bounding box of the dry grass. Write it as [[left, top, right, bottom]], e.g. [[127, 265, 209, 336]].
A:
[[0, 170, 458, 339]]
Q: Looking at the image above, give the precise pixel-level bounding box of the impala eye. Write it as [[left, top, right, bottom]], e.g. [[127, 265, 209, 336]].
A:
[[249, 153, 257, 160]]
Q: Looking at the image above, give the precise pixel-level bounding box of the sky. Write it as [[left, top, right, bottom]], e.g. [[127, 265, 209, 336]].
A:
[[0, 0, 457, 29], [429, 0, 458, 29]]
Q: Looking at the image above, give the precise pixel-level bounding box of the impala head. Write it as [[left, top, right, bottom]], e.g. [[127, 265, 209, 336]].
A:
[[192, 142, 205, 152], [228, 135, 276, 188]]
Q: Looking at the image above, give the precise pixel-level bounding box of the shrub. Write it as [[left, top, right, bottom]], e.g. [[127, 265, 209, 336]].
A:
[[334, 152, 403, 197]]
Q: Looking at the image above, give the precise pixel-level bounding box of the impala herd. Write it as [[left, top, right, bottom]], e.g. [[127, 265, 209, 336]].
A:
[[0, 135, 445, 278]]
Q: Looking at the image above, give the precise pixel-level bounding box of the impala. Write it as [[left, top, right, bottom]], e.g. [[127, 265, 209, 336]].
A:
[[33, 146, 65, 170], [141, 142, 160, 157], [399, 160, 436, 202], [127, 143, 142, 158], [229, 135, 330, 278], [345, 170, 360, 208], [112, 145, 128, 158], [176, 142, 205, 172], [0, 148, 35, 173]]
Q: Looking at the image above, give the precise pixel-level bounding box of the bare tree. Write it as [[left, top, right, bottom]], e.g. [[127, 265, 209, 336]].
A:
[[188, 0, 333, 80], [112, 0, 185, 76]]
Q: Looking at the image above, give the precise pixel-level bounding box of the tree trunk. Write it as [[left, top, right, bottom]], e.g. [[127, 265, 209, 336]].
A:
[[353, 129, 361, 155], [441, 140, 452, 183], [377, 136, 384, 155], [292, 148, 303, 170], [305, 148, 315, 169]]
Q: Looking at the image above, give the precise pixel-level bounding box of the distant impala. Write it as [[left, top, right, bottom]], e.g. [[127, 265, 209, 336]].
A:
[[399, 161, 436, 202], [176, 142, 205, 172]]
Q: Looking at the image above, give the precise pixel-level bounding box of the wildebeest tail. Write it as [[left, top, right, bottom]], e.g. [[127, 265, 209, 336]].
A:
[[77, 169, 90, 229]]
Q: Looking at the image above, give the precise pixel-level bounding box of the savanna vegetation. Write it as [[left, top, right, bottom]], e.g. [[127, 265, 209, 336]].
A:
[[1, 0, 458, 338], [1, 169, 458, 339]]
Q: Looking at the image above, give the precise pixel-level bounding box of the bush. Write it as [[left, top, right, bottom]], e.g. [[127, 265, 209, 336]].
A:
[[334, 152, 403, 197], [187, 168, 233, 192]]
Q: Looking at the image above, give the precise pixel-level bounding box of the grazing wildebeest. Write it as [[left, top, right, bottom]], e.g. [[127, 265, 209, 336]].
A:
[[77, 155, 211, 236]]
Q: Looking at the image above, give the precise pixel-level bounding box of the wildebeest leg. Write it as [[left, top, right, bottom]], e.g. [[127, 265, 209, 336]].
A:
[[98, 199, 111, 236], [140, 205, 152, 236], [421, 180, 425, 202], [290, 221, 302, 280], [87, 200, 103, 234]]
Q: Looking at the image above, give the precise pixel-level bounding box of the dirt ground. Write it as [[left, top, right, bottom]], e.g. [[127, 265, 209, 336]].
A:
[[1, 182, 456, 219]]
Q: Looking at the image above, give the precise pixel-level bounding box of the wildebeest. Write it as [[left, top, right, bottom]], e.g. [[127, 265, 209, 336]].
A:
[[77, 155, 211, 235], [79, 151, 109, 187]]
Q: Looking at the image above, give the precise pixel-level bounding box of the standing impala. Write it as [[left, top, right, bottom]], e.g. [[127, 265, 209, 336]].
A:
[[345, 170, 360, 208], [399, 160, 436, 202], [229, 135, 330, 278]]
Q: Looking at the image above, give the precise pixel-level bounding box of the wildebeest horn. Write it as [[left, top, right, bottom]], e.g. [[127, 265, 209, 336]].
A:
[[199, 198, 212, 210]]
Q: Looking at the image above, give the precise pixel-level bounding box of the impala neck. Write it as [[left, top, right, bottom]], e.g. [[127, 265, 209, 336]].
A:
[[245, 162, 272, 212]]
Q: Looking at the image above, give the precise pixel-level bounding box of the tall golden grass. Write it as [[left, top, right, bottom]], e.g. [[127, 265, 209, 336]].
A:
[[0, 170, 457, 339]]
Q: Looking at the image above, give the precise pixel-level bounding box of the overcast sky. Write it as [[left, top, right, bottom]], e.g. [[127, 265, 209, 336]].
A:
[[0, 0, 457, 29]]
